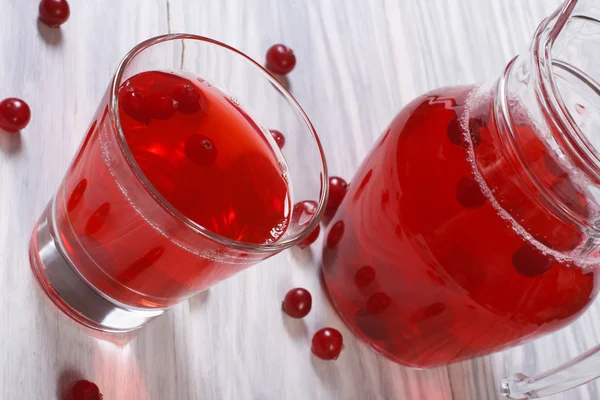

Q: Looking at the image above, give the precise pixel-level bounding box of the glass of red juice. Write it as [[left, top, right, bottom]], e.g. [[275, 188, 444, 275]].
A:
[[29, 35, 327, 332]]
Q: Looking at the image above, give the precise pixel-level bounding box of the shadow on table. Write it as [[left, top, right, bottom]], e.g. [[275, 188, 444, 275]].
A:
[[0, 131, 22, 155], [36, 20, 63, 46], [30, 271, 153, 399]]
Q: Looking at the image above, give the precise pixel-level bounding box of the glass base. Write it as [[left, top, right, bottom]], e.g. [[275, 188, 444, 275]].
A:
[[29, 200, 164, 333]]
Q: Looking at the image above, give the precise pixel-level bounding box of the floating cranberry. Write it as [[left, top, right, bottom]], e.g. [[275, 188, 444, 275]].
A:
[[366, 292, 392, 314], [326, 220, 345, 248], [184, 134, 217, 167], [39, 0, 70, 28], [119, 86, 150, 124], [147, 93, 176, 120], [0, 98, 31, 133], [282, 288, 312, 318], [468, 118, 483, 146], [447, 118, 462, 145], [85, 202, 111, 235], [172, 83, 206, 114], [270, 129, 285, 149], [298, 224, 320, 249], [63, 379, 102, 400], [456, 176, 486, 209], [67, 179, 87, 212], [265, 44, 297, 75], [311, 328, 344, 360], [354, 266, 376, 288], [512, 242, 554, 277], [326, 176, 349, 218]]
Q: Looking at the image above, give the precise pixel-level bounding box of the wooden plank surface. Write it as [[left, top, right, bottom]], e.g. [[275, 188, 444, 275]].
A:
[[5, 0, 600, 399]]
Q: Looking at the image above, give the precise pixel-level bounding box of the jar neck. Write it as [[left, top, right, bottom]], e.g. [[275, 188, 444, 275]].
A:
[[474, 0, 600, 239]]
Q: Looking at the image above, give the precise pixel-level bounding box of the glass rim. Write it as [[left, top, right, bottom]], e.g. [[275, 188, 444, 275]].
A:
[[108, 34, 328, 253]]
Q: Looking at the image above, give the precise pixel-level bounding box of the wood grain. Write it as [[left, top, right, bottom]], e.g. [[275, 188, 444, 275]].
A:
[[4, 0, 599, 399]]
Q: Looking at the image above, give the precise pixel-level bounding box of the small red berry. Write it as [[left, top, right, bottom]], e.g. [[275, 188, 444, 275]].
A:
[[39, 0, 70, 28], [366, 292, 392, 314], [311, 328, 344, 360], [172, 83, 206, 114], [455, 176, 486, 209], [119, 86, 150, 124], [184, 134, 217, 167], [282, 288, 312, 318], [85, 202, 111, 235], [292, 200, 318, 226], [298, 224, 320, 249], [326, 176, 349, 218], [63, 379, 102, 400], [512, 242, 554, 277], [270, 129, 285, 149], [326, 220, 345, 248], [354, 266, 376, 288], [147, 93, 176, 120], [0, 98, 31, 133], [266, 44, 297, 75]]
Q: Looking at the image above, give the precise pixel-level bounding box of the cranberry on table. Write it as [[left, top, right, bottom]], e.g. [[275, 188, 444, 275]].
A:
[[270, 129, 285, 149], [63, 380, 102, 400], [311, 327, 344, 360], [0, 98, 31, 133], [298, 224, 320, 249], [282, 288, 312, 318], [325, 176, 349, 218], [265, 44, 297, 75], [39, 0, 70, 28]]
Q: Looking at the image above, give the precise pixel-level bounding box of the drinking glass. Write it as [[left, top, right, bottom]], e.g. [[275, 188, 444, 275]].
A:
[[29, 35, 327, 332]]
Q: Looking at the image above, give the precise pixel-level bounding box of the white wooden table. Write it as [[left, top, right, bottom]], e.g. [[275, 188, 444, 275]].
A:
[[3, 1, 599, 399]]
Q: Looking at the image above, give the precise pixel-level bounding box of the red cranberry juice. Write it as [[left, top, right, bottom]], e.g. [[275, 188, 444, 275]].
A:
[[322, 86, 598, 367], [55, 71, 289, 308]]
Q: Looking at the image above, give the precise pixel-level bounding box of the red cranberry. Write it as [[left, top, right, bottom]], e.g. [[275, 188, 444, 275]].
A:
[[468, 118, 483, 146], [447, 118, 462, 145], [366, 292, 391, 314], [67, 179, 87, 212], [172, 83, 206, 114], [326, 220, 345, 248], [63, 379, 102, 400], [147, 93, 176, 120], [512, 242, 554, 277], [119, 86, 150, 124], [270, 129, 285, 149], [39, 0, 70, 28], [292, 200, 318, 226], [311, 328, 344, 360], [326, 176, 349, 218], [85, 202, 111, 235], [282, 288, 312, 318], [354, 266, 376, 288], [298, 224, 320, 249], [266, 44, 297, 75], [455, 176, 486, 209], [0, 98, 31, 133], [184, 134, 217, 167]]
